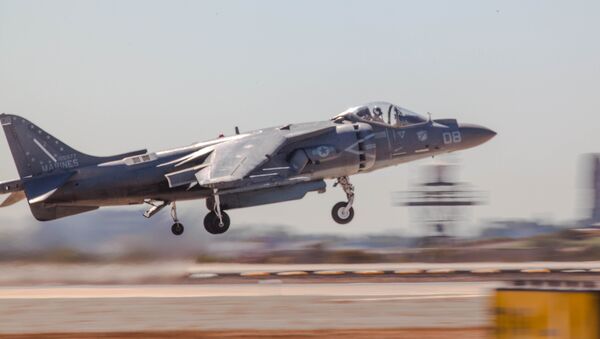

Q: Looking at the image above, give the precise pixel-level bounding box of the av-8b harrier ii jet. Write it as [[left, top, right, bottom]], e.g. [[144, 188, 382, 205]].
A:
[[0, 102, 495, 235]]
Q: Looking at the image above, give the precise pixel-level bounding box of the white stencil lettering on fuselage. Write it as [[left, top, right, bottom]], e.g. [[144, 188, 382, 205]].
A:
[[41, 154, 80, 172]]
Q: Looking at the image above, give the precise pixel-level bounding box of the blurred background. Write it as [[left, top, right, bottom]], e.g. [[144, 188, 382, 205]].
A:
[[0, 0, 599, 262], [1, 1, 600, 338]]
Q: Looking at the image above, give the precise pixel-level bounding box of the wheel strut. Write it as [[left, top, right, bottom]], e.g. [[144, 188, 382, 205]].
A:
[[170, 201, 184, 236], [335, 176, 355, 213], [170, 201, 179, 223], [212, 189, 224, 227]]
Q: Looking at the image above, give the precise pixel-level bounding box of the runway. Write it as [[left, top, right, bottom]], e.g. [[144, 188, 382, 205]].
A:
[[2, 262, 597, 336], [0, 282, 495, 334], [2, 261, 600, 285]]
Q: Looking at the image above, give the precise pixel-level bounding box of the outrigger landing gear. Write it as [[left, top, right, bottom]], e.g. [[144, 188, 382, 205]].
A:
[[170, 201, 184, 236], [204, 189, 231, 235], [143, 199, 184, 236], [332, 176, 355, 224]]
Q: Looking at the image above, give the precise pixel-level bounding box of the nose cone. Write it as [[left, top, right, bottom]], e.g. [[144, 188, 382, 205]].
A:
[[458, 123, 496, 149]]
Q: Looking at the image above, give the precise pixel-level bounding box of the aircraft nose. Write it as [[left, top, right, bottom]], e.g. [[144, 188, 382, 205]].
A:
[[458, 123, 497, 149]]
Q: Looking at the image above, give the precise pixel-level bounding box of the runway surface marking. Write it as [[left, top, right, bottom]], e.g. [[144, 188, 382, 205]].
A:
[[187, 261, 600, 273], [0, 282, 499, 299], [327, 294, 486, 302]]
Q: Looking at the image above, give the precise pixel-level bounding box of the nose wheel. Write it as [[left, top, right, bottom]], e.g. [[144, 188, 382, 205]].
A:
[[332, 176, 355, 224], [332, 201, 354, 224]]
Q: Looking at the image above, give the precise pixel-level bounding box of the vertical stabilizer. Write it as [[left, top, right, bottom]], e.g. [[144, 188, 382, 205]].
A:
[[1, 113, 147, 178], [0, 114, 104, 178]]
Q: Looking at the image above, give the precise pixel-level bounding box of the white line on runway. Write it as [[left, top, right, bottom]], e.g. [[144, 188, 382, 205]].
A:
[[327, 294, 486, 302], [0, 283, 498, 300]]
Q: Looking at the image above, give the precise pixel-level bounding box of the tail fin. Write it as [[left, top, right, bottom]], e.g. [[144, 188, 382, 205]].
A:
[[1, 113, 146, 178]]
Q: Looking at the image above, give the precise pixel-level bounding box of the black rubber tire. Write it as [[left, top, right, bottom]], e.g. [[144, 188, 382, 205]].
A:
[[204, 211, 230, 234], [331, 202, 354, 224], [171, 222, 184, 236]]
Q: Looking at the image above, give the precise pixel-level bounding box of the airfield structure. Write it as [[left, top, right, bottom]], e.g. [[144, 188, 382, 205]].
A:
[[393, 163, 486, 238], [589, 155, 600, 226]]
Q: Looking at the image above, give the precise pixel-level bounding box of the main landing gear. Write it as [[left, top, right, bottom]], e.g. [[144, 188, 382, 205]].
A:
[[146, 176, 355, 235], [331, 176, 355, 224], [144, 196, 231, 236], [204, 189, 230, 235]]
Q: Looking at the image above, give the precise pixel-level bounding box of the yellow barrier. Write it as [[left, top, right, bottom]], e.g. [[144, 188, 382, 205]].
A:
[[493, 288, 600, 339]]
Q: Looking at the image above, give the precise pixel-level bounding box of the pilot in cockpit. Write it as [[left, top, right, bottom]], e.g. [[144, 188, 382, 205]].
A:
[[335, 103, 428, 127], [372, 106, 384, 123]]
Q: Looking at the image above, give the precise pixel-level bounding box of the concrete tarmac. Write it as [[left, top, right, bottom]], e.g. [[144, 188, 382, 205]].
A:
[[2, 261, 600, 285], [0, 282, 497, 334]]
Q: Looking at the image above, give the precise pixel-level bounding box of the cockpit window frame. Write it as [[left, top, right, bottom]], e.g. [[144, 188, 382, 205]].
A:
[[333, 102, 428, 128]]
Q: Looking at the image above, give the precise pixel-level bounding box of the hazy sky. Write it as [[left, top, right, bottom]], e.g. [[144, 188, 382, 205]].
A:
[[1, 0, 599, 235]]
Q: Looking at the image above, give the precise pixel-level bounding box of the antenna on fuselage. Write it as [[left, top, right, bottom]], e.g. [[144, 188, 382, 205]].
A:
[[235, 126, 240, 135]]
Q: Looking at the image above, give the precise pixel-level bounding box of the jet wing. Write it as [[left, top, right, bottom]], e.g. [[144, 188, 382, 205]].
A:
[[195, 125, 336, 189]]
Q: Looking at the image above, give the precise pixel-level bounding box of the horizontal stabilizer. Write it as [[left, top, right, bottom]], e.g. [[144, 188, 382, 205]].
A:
[[29, 204, 98, 221], [0, 191, 25, 207], [0, 178, 22, 193]]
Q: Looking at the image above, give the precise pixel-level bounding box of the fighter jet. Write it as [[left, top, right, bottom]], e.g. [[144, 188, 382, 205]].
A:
[[0, 102, 495, 235]]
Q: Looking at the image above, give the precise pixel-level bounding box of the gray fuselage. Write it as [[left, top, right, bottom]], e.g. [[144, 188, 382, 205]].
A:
[[44, 118, 493, 209]]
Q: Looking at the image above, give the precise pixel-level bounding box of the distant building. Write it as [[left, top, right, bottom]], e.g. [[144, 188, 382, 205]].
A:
[[590, 155, 600, 225], [479, 220, 560, 239]]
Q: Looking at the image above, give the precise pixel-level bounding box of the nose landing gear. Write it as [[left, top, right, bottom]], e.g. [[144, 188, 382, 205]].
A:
[[332, 176, 355, 224]]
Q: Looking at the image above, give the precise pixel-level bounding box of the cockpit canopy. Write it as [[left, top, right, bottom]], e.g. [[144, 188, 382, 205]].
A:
[[332, 101, 428, 127]]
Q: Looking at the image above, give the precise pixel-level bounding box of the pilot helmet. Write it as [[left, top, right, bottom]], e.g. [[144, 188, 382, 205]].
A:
[[373, 106, 383, 117]]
